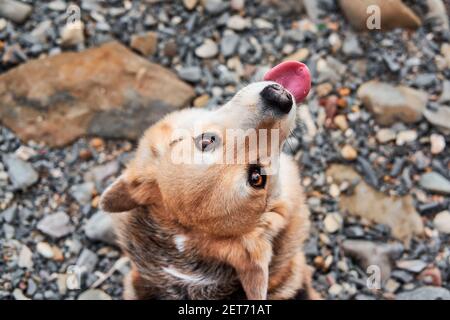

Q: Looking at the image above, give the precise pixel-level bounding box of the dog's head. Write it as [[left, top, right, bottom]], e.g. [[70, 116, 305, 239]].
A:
[[101, 62, 310, 237]]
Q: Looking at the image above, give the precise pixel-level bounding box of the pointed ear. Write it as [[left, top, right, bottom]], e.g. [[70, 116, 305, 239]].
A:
[[100, 176, 138, 213]]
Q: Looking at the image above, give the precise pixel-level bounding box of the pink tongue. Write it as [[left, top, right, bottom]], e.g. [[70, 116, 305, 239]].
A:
[[263, 61, 311, 103]]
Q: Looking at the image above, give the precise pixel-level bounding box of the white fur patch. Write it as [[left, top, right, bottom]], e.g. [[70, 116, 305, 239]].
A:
[[162, 266, 216, 285], [173, 234, 187, 252]]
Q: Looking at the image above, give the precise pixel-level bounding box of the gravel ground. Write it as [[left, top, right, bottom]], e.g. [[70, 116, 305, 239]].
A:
[[1, 0, 450, 300]]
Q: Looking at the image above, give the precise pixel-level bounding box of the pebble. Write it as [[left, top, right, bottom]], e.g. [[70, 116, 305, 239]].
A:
[[430, 134, 445, 155], [36, 242, 54, 259], [433, 211, 450, 234], [178, 66, 202, 83], [0, 0, 32, 24], [397, 287, 450, 300], [376, 128, 396, 144], [220, 34, 240, 57], [183, 0, 198, 10], [84, 211, 116, 245], [37, 212, 74, 239], [226, 15, 250, 31], [334, 115, 349, 131], [70, 182, 95, 205], [78, 289, 112, 300], [2, 154, 38, 190], [396, 260, 428, 273], [419, 172, 450, 195], [18, 244, 33, 270], [284, 48, 309, 62], [396, 130, 417, 146], [195, 39, 218, 59], [76, 248, 98, 273], [12, 288, 30, 300], [340, 144, 358, 160], [130, 31, 158, 56], [323, 213, 343, 233], [1, 204, 17, 223]]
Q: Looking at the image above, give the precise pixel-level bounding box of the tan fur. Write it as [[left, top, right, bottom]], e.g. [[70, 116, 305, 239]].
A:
[[101, 81, 319, 300]]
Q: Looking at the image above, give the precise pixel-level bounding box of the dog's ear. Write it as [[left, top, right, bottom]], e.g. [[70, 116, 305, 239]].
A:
[[100, 176, 138, 213], [100, 174, 162, 213]]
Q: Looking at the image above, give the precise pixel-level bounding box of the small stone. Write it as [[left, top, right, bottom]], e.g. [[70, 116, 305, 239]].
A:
[[30, 20, 53, 44], [78, 289, 112, 300], [329, 184, 340, 198], [26, 279, 37, 296], [195, 39, 218, 59], [1, 204, 17, 223], [0, 18, 7, 30], [419, 172, 450, 195], [284, 48, 309, 62], [12, 288, 30, 300], [70, 182, 95, 205], [178, 66, 202, 83], [14, 146, 37, 161], [3, 154, 38, 190], [193, 94, 210, 108], [37, 212, 74, 239], [396, 260, 428, 273], [18, 245, 33, 270], [316, 82, 333, 97], [328, 33, 342, 53], [341, 144, 358, 160], [342, 33, 363, 56], [36, 242, 54, 259], [433, 211, 450, 234], [47, 0, 66, 11], [89, 137, 104, 150], [60, 20, 84, 47], [183, 0, 198, 10], [130, 31, 158, 56], [230, 0, 245, 11], [84, 211, 116, 245], [334, 115, 348, 131], [430, 134, 445, 155], [323, 213, 343, 233], [220, 34, 240, 57], [226, 15, 250, 31], [203, 0, 228, 14], [397, 287, 450, 300], [328, 283, 343, 296], [3, 223, 14, 239], [438, 80, 450, 103], [419, 266, 442, 287], [0, 0, 32, 24], [385, 278, 400, 293], [396, 130, 417, 146], [424, 106, 450, 134], [76, 248, 98, 273], [376, 128, 396, 144]]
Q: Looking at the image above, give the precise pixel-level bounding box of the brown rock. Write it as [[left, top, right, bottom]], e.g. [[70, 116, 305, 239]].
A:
[[327, 164, 424, 244], [357, 81, 427, 125], [339, 0, 421, 31], [0, 42, 195, 146], [130, 31, 158, 56]]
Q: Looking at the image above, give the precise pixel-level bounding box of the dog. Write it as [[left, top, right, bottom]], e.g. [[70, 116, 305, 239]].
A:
[[100, 61, 319, 300]]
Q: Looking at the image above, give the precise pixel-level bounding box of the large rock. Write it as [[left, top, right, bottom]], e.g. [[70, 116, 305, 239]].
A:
[[357, 81, 427, 125], [327, 164, 423, 244], [0, 42, 195, 147], [339, 0, 421, 31]]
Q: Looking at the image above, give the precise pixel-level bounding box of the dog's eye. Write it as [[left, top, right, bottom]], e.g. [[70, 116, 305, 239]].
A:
[[248, 165, 266, 189], [194, 132, 218, 152]]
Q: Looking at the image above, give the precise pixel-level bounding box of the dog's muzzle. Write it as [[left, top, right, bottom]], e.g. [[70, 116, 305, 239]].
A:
[[260, 84, 293, 114]]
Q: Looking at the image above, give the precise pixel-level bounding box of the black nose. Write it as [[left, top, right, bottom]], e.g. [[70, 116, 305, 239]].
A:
[[260, 84, 293, 114]]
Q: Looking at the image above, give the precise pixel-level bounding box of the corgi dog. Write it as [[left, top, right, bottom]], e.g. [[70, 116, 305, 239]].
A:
[[100, 61, 319, 300]]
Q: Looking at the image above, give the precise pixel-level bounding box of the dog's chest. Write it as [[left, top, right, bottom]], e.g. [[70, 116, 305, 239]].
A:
[[118, 210, 244, 299]]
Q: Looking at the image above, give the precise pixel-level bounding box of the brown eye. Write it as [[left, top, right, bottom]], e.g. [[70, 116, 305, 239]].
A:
[[248, 165, 266, 189], [195, 133, 219, 152]]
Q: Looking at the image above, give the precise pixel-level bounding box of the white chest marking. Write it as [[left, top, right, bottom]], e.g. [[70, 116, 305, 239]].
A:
[[162, 266, 216, 285], [173, 234, 187, 252]]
